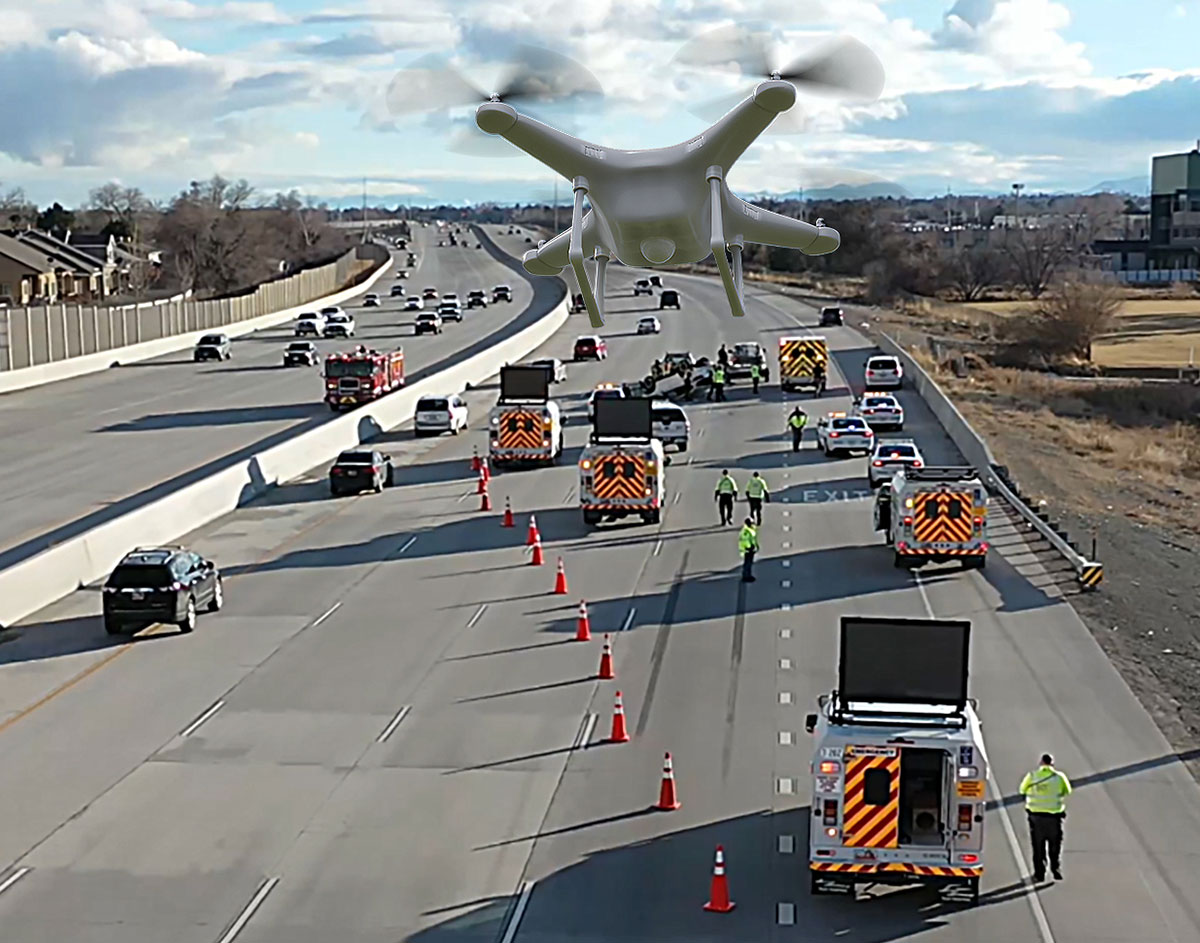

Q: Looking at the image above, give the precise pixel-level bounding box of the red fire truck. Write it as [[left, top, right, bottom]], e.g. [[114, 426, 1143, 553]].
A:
[[323, 347, 405, 411]]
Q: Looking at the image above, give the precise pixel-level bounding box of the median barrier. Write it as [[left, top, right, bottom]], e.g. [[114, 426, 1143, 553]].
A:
[[0, 254, 393, 396], [0, 296, 568, 630]]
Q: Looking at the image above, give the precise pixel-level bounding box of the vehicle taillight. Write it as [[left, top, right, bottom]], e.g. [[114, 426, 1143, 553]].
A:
[[829, 432, 839, 438], [973, 517, 983, 526], [912, 460, 923, 467], [171, 582, 182, 591], [822, 799, 839, 827], [897, 541, 909, 550], [872, 460, 883, 466], [819, 760, 839, 775], [580, 459, 592, 470], [958, 804, 973, 832], [864, 430, 873, 437], [960, 853, 979, 864], [903, 516, 913, 525], [980, 542, 990, 552]]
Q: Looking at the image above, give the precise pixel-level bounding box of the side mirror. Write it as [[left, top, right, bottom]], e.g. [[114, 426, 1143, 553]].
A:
[[804, 713, 818, 734]]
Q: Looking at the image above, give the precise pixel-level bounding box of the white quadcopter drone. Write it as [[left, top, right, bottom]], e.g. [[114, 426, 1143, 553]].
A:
[[388, 29, 885, 329]]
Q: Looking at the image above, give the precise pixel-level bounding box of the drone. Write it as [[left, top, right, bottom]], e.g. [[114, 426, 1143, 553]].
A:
[[388, 28, 885, 329]]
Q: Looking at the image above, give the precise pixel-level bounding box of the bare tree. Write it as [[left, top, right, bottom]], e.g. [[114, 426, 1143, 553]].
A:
[[1, 183, 35, 226], [939, 241, 1006, 301], [998, 224, 1076, 298], [998, 278, 1123, 364]]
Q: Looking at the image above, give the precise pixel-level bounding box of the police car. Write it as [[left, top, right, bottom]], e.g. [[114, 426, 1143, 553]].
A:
[[816, 412, 874, 457], [867, 438, 925, 488], [587, 383, 624, 421], [854, 392, 905, 430]]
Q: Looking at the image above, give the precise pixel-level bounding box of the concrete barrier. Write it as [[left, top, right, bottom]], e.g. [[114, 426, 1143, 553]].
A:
[[0, 255, 393, 396], [0, 297, 568, 629]]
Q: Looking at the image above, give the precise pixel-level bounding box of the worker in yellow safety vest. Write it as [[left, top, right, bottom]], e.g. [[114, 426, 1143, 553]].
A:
[[745, 472, 770, 525], [1019, 753, 1073, 882], [750, 361, 762, 394], [787, 407, 808, 452], [714, 470, 738, 526], [739, 518, 759, 582]]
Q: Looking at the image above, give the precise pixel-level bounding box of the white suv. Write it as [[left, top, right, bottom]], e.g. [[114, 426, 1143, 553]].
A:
[[864, 355, 903, 389], [868, 438, 925, 488], [414, 394, 468, 435], [295, 311, 325, 336], [651, 400, 690, 451]]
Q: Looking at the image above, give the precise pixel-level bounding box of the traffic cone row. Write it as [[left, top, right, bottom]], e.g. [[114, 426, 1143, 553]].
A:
[[597, 634, 614, 679]]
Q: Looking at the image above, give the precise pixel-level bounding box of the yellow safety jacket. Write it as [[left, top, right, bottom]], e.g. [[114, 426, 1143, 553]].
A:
[[745, 476, 769, 499], [716, 474, 737, 496], [713, 367, 726, 384], [738, 524, 758, 554], [750, 363, 761, 379], [1019, 765, 1072, 814], [789, 413, 807, 429]]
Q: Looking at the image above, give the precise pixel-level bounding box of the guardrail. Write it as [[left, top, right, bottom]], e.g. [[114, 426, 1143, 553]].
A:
[[876, 332, 1104, 590]]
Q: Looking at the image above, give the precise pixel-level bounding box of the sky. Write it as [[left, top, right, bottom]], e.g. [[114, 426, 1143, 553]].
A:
[[0, 0, 1197, 208]]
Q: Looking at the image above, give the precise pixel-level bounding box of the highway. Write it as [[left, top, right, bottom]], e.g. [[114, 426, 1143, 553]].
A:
[[0, 222, 552, 570], [1, 231, 1198, 943]]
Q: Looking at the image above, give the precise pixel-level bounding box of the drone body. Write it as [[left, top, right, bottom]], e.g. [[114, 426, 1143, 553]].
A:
[[476, 80, 839, 328]]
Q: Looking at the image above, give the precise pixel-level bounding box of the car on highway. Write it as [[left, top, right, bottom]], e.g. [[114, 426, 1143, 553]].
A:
[[423, 287, 439, 299], [466, 289, 488, 309], [867, 438, 925, 488], [652, 400, 690, 451], [493, 284, 513, 302], [102, 546, 223, 636], [363, 293, 381, 307], [329, 449, 394, 496], [436, 302, 463, 323], [294, 311, 325, 336], [320, 305, 346, 320], [527, 357, 567, 383], [440, 292, 460, 307], [282, 341, 319, 367], [588, 383, 625, 421], [438, 239, 445, 246], [637, 316, 662, 335], [816, 412, 875, 457], [414, 393, 468, 435], [415, 312, 444, 335], [819, 305, 844, 326], [573, 335, 608, 361], [633, 278, 652, 296], [193, 333, 231, 361], [396, 270, 408, 279], [864, 354, 903, 389], [404, 296, 422, 311], [475, 242, 482, 248], [658, 289, 681, 310], [323, 313, 356, 337], [649, 274, 663, 288], [390, 284, 406, 297], [854, 392, 905, 431]]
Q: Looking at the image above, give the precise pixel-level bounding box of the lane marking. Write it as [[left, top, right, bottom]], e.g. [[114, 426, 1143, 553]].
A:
[[780, 603, 791, 612], [218, 876, 280, 943], [377, 705, 412, 743], [687, 456, 694, 466], [782, 524, 791, 532], [0, 644, 132, 736], [777, 902, 795, 926], [313, 602, 342, 627], [499, 881, 535, 943], [782, 540, 791, 549], [574, 712, 598, 750], [621, 608, 637, 632], [467, 604, 488, 628], [0, 867, 31, 896], [778, 835, 795, 854], [779, 658, 792, 670], [673, 492, 681, 505], [653, 539, 663, 556], [779, 730, 793, 746], [783, 510, 791, 516], [782, 560, 791, 568], [457, 490, 474, 503], [779, 691, 792, 705], [180, 700, 225, 738], [777, 777, 795, 795], [780, 628, 792, 639], [781, 579, 791, 589], [397, 535, 417, 554], [915, 575, 1056, 943]]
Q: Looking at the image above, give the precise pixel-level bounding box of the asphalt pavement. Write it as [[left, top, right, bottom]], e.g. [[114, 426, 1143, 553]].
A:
[[0, 223, 549, 570], [0, 239, 1197, 943]]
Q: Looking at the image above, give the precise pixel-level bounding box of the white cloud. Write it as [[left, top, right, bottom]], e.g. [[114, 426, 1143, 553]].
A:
[[140, 1, 292, 25]]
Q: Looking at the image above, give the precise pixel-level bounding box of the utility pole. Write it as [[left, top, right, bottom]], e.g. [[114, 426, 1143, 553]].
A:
[[1012, 182, 1024, 229], [361, 176, 367, 242]]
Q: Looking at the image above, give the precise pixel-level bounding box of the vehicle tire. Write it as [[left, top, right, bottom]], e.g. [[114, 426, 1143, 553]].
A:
[[893, 552, 909, 569], [678, 440, 689, 453], [451, 422, 459, 435], [179, 596, 196, 634], [964, 556, 986, 571], [207, 578, 224, 613], [104, 615, 123, 637], [385, 464, 395, 487], [647, 509, 662, 524], [583, 510, 601, 526]]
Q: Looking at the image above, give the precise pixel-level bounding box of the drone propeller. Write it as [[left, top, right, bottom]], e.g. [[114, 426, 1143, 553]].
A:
[[673, 25, 885, 101]]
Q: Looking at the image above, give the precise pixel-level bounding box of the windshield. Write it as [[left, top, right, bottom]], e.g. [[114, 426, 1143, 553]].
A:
[[653, 409, 685, 424], [320, 308, 340, 315], [198, 335, 223, 345], [325, 361, 376, 378], [287, 343, 311, 351], [869, 358, 898, 370], [733, 343, 758, 357], [108, 564, 174, 588], [576, 338, 597, 348]]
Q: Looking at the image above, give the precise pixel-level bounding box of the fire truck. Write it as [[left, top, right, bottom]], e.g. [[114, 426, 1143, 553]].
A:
[[579, 397, 665, 526], [323, 347, 405, 411], [778, 335, 829, 392], [806, 616, 988, 905], [488, 365, 564, 467], [872, 466, 989, 570]]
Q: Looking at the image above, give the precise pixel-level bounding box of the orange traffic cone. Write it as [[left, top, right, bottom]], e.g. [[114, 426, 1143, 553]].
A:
[[703, 845, 735, 912], [575, 600, 591, 641], [597, 634, 614, 680], [530, 536, 544, 566], [481, 458, 491, 483], [608, 690, 630, 743], [479, 484, 492, 511], [656, 751, 681, 810], [502, 497, 514, 528], [553, 558, 568, 595], [526, 514, 540, 546], [471, 446, 481, 472], [476, 468, 487, 494]]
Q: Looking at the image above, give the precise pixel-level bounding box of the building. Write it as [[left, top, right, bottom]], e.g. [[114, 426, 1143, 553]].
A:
[[0, 233, 59, 305], [14, 230, 111, 299]]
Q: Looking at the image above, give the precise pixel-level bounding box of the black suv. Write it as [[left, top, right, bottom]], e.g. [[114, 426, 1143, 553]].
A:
[[466, 290, 487, 309], [819, 305, 844, 326], [330, 449, 395, 495], [102, 547, 223, 635]]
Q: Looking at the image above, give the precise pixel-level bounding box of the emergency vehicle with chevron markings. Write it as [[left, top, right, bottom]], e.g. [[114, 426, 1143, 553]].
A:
[[488, 366, 564, 467], [778, 334, 829, 392], [873, 466, 989, 570], [805, 616, 988, 905], [579, 397, 665, 526]]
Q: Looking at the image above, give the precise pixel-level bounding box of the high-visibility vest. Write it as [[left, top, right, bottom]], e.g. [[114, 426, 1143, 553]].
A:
[[1019, 766, 1072, 814], [738, 524, 758, 553], [746, 476, 768, 499], [716, 475, 737, 495], [750, 363, 761, 379], [789, 413, 807, 429], [713, 367, 725, 383]]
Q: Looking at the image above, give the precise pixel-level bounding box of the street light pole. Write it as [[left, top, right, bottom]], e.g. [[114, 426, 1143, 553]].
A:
[[1012, 182, 1024, 229]]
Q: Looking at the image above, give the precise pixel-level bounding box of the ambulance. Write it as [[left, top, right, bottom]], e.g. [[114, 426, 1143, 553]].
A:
[[873, 466, 989, 570], [488, 365, 564, 467], [778, 335, 829, 392], [805, 616, 988, 905], [579, 397, 665, 526]]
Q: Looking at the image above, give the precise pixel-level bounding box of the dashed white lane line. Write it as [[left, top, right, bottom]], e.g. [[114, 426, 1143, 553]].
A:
[[218, 877, 280, 943], [621, 608, 637, 632], [781, 579, 791, 589], [782, 560, 791, 568], [180, 700, 224, 738], [377, 705, 412, 743], [782, 541, 791, 549], [777, 902, 795, 926], [467, 604, 488, 628], [573, 712, 599, 750], [778, 691, 793, 705], [397, 535, 417, 554], [782, 524, 791, 532], [499, 881, 535, 943], [0, 867, 31, 897], [313, 602, 342, 627], [653, 539, 663, 556], [778, 731, 793, 746], [673, 492, 681, 505], [777, 777, 795, 795], [780, 628, 792, 638], [779, 658, 792, 670], [778, 835, 795, 854], [780, 603, 792, 612], [783, 510, 791, 516]]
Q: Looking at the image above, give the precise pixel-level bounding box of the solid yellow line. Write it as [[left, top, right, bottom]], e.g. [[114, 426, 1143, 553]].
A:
[[0, 643, 133, 736]]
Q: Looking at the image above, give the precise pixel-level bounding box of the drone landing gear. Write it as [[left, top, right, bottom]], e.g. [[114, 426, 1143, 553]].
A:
[[568, 177, 605, 329], [707, 168, 746, 319]]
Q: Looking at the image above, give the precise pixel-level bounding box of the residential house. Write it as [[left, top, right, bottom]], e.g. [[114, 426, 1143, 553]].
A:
[[10, 229, 109, 300], [0, 233, 59, 305]]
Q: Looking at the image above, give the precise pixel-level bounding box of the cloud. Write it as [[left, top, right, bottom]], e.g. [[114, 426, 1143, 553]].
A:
[[293, 32, 406, 58], [140, 1, 292, 25]]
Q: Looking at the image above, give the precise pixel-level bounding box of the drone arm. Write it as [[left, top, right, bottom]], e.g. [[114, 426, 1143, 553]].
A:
[[724, 191, 840, 255], [568, 178, 605, 329], [708, 169, 745, 318]]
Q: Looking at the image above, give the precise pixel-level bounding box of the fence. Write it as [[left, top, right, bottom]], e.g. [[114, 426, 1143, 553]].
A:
[[1116, 268, 1199, 284], [0, 244, 388, 372]]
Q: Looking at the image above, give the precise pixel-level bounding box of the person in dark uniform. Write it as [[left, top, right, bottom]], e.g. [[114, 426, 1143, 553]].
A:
[[811, 360, 826, 396]]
